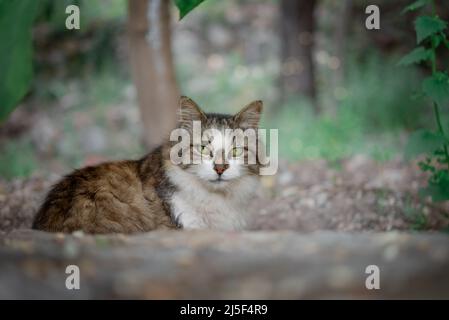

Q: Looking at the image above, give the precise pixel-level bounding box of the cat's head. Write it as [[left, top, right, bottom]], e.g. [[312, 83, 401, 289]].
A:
[[173, 96, 263, 189]]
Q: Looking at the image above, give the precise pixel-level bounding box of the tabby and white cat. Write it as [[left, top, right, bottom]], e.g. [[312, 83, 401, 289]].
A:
[[32, 96, 263, 233]]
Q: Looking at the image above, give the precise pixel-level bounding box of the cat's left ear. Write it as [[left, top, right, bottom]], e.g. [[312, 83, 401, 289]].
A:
[[234, 100, 263, 129]]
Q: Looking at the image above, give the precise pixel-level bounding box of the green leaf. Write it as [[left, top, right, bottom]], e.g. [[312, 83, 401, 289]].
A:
[[174, 0, 207, 19], [419, 179, 449, 201], [405, 129, 447, 159], [431, 33, 443, 48], [441, 33, 449, 50], [401, 0, 429, 14], [397, 47, 431, 65], [414, 16, 447, 43], [422, 72, 449, 107], [0, 0, 39, 122]]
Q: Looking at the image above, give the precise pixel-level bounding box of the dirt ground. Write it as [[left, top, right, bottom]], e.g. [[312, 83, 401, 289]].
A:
[[1, 155, 448, 233]]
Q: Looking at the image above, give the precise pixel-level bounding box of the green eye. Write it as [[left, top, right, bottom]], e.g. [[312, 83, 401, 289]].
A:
[[231, 147, 244, 158], [197, 144, 210, 155]]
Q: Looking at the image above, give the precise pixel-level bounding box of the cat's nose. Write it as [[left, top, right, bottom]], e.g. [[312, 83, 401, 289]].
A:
[[214, 164, 229, 175]]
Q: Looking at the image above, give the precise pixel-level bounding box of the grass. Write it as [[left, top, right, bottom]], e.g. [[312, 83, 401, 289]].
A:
[[268, 101, 410, 162], [344, 54, 429, 131], [266, 54, 427, 162]]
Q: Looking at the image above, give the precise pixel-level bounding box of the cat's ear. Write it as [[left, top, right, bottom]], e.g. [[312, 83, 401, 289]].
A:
[[178, 96, 206, 128], [234, 100, 263, 129]]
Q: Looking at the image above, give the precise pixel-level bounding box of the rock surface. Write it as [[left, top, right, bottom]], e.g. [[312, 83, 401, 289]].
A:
[[1, 229, 449, 299]]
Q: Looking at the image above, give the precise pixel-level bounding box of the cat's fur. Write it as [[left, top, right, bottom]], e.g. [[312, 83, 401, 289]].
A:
[[32, 96, 263, 233]]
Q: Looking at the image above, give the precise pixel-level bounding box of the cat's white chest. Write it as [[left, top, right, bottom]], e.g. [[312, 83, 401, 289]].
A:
[[170, 188, 246, 231]]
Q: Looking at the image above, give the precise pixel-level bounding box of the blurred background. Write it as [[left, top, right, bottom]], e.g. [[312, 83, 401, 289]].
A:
[[1, 0, 449, 180]]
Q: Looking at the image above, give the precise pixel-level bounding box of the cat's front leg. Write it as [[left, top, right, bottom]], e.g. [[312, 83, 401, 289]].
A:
[[177, 213, 209, 229], [170, 195, 208, 229]]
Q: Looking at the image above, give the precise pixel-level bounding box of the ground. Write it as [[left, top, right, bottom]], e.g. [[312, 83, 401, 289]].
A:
[[1, 156, 449, 298]]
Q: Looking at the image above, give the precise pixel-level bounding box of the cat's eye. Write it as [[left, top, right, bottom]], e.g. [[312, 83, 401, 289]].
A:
[[231, 147, 244, 158], [196, 144, 210, 156]]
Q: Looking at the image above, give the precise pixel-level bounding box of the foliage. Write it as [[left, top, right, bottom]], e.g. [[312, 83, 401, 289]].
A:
[[397, 47, 431, 65], [344, 53, 425, 131], [405, 129, 447, 158], [422, 72, 449, 107], [414, 16, 447, 44], [0, 0, 40, 122], [401, 0, 449, 201], [401, 0, 429, 14], [174, 0, 207, 19], [0, 0, 206, 123]]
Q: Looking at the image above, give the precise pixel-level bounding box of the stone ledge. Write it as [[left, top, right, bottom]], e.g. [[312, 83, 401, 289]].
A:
[[0, 229, 448, 299]]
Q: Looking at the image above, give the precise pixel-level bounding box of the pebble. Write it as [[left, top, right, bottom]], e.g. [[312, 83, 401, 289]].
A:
[[383, 244, 400, 261], [63, 239, 79, 258], [328, 266, 354, 289]]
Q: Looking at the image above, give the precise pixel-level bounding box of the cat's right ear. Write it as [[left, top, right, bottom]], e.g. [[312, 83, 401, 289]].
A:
[[178, 96, 206, 129]]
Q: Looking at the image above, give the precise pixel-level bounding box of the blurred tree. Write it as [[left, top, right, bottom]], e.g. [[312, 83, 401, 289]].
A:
[[279, 0, 317, 111], [128, 0, 179, 149], [332, 0, 352, 91]]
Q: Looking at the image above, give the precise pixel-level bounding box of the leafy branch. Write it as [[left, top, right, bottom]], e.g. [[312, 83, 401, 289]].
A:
[[401, 0, 449, 201]]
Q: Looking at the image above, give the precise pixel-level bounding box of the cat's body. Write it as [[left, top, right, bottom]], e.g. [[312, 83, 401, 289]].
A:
[[33, 147, 176, 233], [32, 97, 263, 233]]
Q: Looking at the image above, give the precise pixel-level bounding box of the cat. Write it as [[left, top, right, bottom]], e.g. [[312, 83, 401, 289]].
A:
[[32, 96, 263, 234]]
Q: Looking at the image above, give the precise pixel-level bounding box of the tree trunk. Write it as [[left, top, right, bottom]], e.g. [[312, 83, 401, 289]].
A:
[[331, 0, 352, 115], [279, 0, 317, 112], [333, 0, 352, 89], [128, 0, 179, 150]]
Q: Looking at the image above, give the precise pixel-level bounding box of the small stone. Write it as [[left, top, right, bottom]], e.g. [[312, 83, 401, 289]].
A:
[[278, 172, 294, 186], [63, 240, 79, 258], [328, 266, 354, 289], [383, 244, 399, 261], [72, 230, 85, 238]]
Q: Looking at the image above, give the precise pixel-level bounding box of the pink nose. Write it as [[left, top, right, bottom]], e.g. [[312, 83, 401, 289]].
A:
[[214, 164, 229, 175]]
